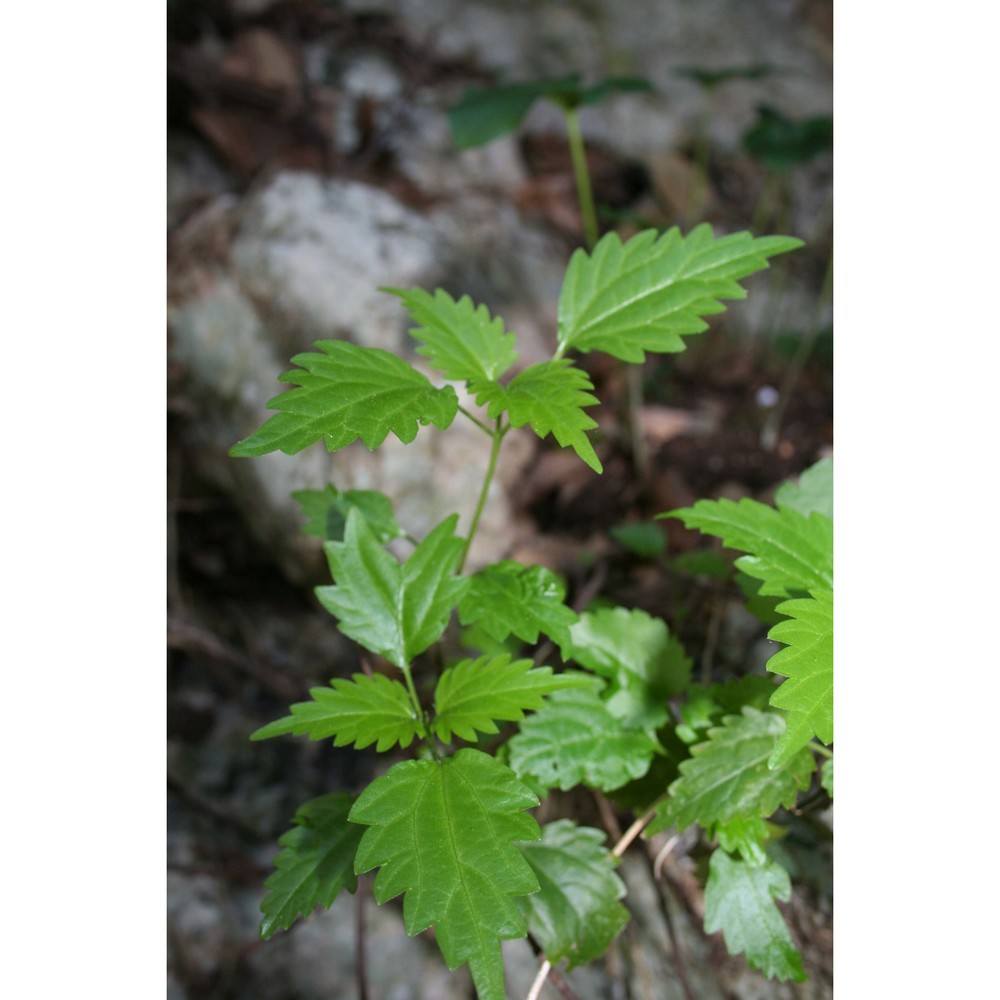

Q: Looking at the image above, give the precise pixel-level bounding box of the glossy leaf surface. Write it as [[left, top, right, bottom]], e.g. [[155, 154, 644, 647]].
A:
[[250, 673, 422, 751], [767, 590, 833, 767], [388, 286, 518, 383], [651, 708, 814, 835], [562, 606, 691, 729], [704, 850, 806, 981], [508, 686, 657, 791], [350, 750, 540, 1000], [518, 820, 629, 969], [474, 360, 602, 472], [457, 560, 578, 650], [558, 226, 802, 362], [260, 794, 363, 939], [230, 341, 458, 457], [774, 456, 833, 520], [431, 655, 586, 744], [316, 511, 468, 668], [667, 497, 832, 597]]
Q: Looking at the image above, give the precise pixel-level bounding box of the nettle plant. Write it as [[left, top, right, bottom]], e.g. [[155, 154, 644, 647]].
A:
[[230, 215, 833, 997]]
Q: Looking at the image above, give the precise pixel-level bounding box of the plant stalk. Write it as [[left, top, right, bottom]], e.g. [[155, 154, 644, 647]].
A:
[[458, 404, 494, 436], [458, 419, 507, 573], [563, 105, 599, 250], [398, 662, 427, 736]]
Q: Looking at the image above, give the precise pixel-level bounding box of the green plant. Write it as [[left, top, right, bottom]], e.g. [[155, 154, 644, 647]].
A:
[[451, 74, 662, 486], [230, 212, 832, 997], [674, 64, 784, 225], [450, 74, 652, 251]]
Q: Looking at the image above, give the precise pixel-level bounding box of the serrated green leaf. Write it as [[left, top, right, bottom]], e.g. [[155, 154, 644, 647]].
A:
[[432, 655, 588, 744], [292, 485, 403, 543], [260, 794, 363, 939], [316, 510, 469, 668], [557, 225, 802, 363], [734, 570, 787, 626], [230, 341, 459, 457], [666, 497, 832, 597], [508, 686, 658, 792], [767, 590, 833, 768], [518, 820, 629, 969], [562, 607, 691, 729], [704, 850, 806, 981], [350, 750, 541, 1000], [386, 286, 519, 383], [774, 457, 833, 520], [474, 360, 602, 473], [714, 816, 781, 865], [250, 673, 423, 751], [457, 560, 579, 650], [650, 707, 814, 836]]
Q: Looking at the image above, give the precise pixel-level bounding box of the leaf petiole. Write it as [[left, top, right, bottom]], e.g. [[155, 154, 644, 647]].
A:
[[458, 404, 495, 436], [458, 419, 509, 573]]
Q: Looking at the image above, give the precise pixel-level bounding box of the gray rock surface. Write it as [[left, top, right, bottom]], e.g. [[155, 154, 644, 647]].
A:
[[231, 174, 440, 355]]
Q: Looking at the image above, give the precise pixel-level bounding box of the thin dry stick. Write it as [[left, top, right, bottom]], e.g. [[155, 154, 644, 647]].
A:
[[526, 959, 553, 1000], [613, 808, 656, 858], [653, 834, 680, 880], [639, 841, 697, 1000]]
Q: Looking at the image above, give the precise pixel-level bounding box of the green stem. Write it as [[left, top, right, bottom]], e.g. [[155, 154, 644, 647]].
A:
[[399, 662, 428, 737], [457, 419, 507, 573], [563, 105, 599, 250], [685, 92, 716, 226], [626, 363, 650, 487], [458, 404, 494, 436], [811, 742, 834, 760]]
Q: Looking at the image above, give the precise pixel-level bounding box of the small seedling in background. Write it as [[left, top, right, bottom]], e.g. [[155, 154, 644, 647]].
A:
[[449, 73, 653, 249], [674, 64, 783, 225], [743, 104, 833, 234]]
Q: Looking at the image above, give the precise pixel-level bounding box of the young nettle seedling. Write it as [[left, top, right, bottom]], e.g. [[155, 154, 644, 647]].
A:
[[449, 73, 653, 250], [232, 221, 831, 998], [451, 73, 663, 485], [674, 64, 784, 225]]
